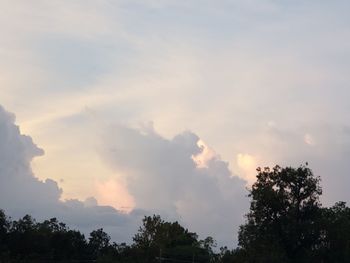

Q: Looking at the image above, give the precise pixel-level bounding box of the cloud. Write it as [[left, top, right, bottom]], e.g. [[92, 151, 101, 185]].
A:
[[99, 122, 248, 245], [96, 178, 135, 213], [234, 121, 350, 206], [0, 105, 141, 243], [0, 104, 248, 246], [236, 153, 258, 184], [2, 0, 350, 247]]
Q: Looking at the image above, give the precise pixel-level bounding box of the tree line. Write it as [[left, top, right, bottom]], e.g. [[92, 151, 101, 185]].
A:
[[1, 165, 350, 262], [0, 212, 217, 262]]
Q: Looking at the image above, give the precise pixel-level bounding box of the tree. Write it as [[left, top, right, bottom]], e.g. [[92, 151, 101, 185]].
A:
[[89, 228, 111, 258], [133, 215, 164, 251], [38, 217, 67, 233], [132, 215, 211, 262], [0, 209, 10, 258], [0, 209, 9, 236], [9, 214, 39, 259], [318, 202, 350, 262], [133, 215, 198, 251], [238, 165, 322, 263]]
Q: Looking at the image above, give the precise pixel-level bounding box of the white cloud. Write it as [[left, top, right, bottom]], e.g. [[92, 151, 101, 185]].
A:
[[236, 153, 258, 184], [192, 139, 217, 168], [96, 178, 135, 213], [304, 133, 315, 146]]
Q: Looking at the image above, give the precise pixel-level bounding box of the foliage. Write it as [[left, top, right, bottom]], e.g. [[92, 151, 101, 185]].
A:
[[237, 165, 350, 263], [317, 202, 350, 262], [88, 228, 111, 258], [0, 212, 216, 263], [132, 214, 213, 262], [1, 164, 350, 262]]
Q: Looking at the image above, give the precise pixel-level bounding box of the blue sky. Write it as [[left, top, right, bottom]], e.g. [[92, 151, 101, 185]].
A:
[[1, 0, 350, 246]]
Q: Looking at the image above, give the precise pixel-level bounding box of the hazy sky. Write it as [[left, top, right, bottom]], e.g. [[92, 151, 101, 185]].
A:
[[1, 0, 350, 246]]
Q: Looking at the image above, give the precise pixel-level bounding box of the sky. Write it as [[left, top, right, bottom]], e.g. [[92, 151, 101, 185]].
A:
[[1, 0, 350, 247]]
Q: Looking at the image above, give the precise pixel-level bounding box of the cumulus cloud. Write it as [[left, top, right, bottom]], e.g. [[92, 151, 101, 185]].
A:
[[0, 105, 141, 243], [0, 105, 59, 213], [0, 104, 248, 246], [99, 123, 248, 245]]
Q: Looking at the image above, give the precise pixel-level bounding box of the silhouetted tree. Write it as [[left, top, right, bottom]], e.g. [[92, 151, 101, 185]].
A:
[[317, 202, 350, 262], [133, 215, 213, 262], [89, 228, 111, 258], [2, 164, 350, 262], [0, 209, 10, 259], [238, 165, 322, 263]]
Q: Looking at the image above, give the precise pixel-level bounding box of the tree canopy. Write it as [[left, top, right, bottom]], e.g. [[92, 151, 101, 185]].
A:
[[234, 165, 350, 263], [238, 165, 322, 262], [1, 164, 350, 262]]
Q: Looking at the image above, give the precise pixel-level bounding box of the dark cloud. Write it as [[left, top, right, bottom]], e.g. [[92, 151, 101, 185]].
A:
[[0, 105, 140, 243], [100, 123, 248, 245]]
